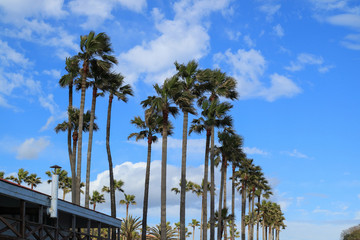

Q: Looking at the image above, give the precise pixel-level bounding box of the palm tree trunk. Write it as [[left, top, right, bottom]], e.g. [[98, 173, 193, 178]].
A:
[[276, 229, 279, 240], [85, 86, 97, 208], [223, 163, 227, 240], [76, 60, 88, 205], [217, 154, 225, 240], [210, 127, 215, 240], [248, 193, 251, 240], [250, 192, 255, 240], [268, 226, 272, 240], [231, 164, 235, 240], [256, 196, 260, 240], [201, 201, 203, 240], [193, 227, 195, 240], [126, 204, 129, 220], [72, 131, 78, 204], [93, 202, 96, 210], [67, 82, 74, 203], [241, 182, 246, 240], [141, 136, 152, 240], [202, 129, 211, 240], [106, 94, 116, 219], [160, 109, 169, 240], [180, 111, 188, 240]]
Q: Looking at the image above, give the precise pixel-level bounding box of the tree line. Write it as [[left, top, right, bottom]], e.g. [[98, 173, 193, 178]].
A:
[[1, 30, 286, 240]]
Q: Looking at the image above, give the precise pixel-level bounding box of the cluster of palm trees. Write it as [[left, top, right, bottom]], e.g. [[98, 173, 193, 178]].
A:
[[1, 30, 287, 239], [1, 168, 41, 190]]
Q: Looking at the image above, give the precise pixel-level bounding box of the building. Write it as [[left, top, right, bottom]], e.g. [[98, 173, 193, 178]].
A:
[[0, 178, 121, 240]]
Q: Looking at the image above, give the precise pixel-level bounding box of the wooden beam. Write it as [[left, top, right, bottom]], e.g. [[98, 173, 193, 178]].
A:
[[20, 200, 26, 238], [0, 216, 22, 237]]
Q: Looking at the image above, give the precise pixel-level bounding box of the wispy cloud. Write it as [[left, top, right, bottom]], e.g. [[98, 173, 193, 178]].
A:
[[285, 53, 328, 72], [243, 146, 269, 155], [282, 149, 309, 159], [259, 3, 281, 21], [273, 24, 284, 37]]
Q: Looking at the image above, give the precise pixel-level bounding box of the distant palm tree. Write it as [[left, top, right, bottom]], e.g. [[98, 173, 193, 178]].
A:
[[46, 169, 73, 200], [120, 215, 142, 240], [76, 31, 117, 205], [7, 168, 29, 185], [215, 207, 234, 239], [59, 55, 80, 203], [141, 76, 180, 240], [189, 219, 200, 240], [90, 190, 105, 210], [120, 193, 137, 220], [0, 171, 4, 179], [102, 179, 125, 194], [25, 173, 42, 189], [103, 72, 133, 219], [128, 111, 163, 240]]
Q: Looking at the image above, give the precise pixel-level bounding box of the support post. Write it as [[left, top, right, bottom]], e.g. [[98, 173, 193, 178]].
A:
[[38, 205, 43, 239], [20, 200, 26, 238], [72, 215, 76, 240]]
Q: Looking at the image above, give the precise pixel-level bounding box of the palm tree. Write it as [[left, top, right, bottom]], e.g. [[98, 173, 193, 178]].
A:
[[120, 193, 137, 220], [45, 169, 73, 200], [7, 168, 29, 185], [25, 173, 42, 189], [128, 112, 163, 240], [174, 60, 199, 240], [189, 99, 233, 240], [103, 72, 133, 219], [215, 207, 234, 239], [90, 190, 105, 210], [55, 107, 98, 199], [120, 215, 142, 240], [85, 55, 117, 209], [189, 219, 200, 240], [59, 55, 80, 203], [197, 69, 238, 240], [147, 222, 178, 240], [76, 31, 117, 205], [102, 179, 125, 194], [0, 171, 5, 178], [141, 76, 180, 240], [234, 158, 254, 240]]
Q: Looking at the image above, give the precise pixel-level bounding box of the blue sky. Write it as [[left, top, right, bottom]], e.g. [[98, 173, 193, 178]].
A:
[[1, 0, 360, 239]]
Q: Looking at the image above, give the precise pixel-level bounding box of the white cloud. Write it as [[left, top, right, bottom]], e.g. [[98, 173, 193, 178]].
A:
[[68, 0, 146, 28], [43, 69, 61, 79], [39, 94, 58, 115], [226, 30, 241, 41], [341, 33, 360, 50], [355, 211, 360, 220], [285, 53, 325, 72], [243, 146, 268, 155], [16, 137, 50, 160], [117, 0, 231, 85], [273, 24, 284, 37], [214, 48, 301, 101], [326, 14, 360, 29], [282, 149, 309, 159], [259, 3, 281, 21], [40, 116, 55, 132], [243, 35, 255, 47], [0, 40, 31, 67], [313, 206, 347, 216]]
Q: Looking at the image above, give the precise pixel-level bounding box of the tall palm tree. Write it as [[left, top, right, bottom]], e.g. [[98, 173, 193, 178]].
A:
[[59, 55, 80, 203], [25, 173, 42, 190], [103, 72, 133, 219], [85, 55, 117, 209], [189, 219, 200, 240], [128, 112, 164, 240], [189, 99, 233, 240], [90, 190, 105, 210], [76, 31, 117, 205], [174, 60, 199, 240], [120, 194, 137, 220], [7, 168, 29, 185], [197, 69, 238, 240], [120, 215, 142, 240], [141, 76, 180, 240], [235, 158, 254, 240]]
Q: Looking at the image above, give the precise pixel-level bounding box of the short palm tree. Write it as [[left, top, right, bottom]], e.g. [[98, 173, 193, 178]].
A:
[[141, 76, 180, 240], [59, 55, 80, 203], [90, 190, 105, 210], [7, 168, 29, 185], [120, 215, 142, 240], [0, 171, 5, 179], [128, 111, 163, 240], [45, 169, 73, 200], [189, 219, 200, 240], [103, 72, 133, 219], [120, 193, 137, 220], [76, 31, 117, 205], [147, 222, 177, 240], [102, 179, 125, 194], [25, 173, 42, 190]]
